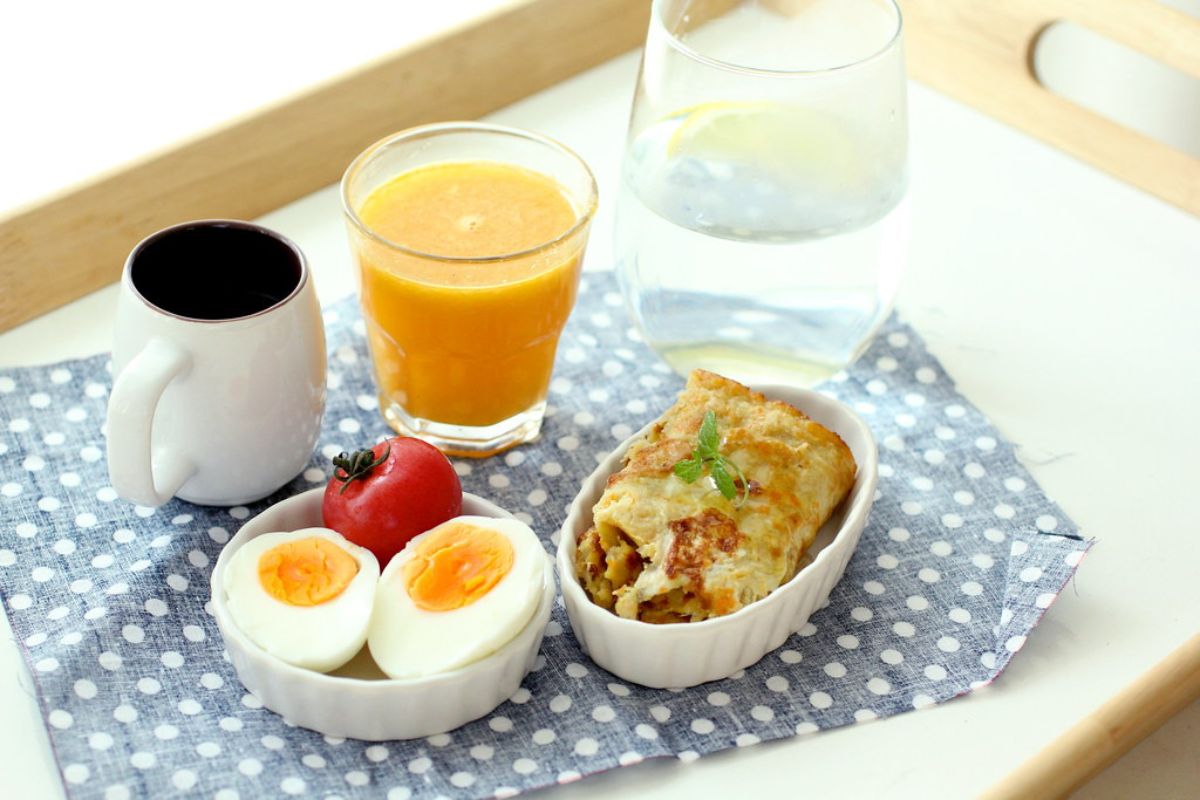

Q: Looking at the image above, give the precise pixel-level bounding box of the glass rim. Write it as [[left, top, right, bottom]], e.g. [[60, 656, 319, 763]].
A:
[[340, 121, 599, 264], [653, 0, 904, 78]]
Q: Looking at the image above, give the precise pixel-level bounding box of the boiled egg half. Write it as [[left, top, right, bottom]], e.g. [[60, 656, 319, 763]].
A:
[[368, 516, 545, 679], [223, 527, 379, 672]]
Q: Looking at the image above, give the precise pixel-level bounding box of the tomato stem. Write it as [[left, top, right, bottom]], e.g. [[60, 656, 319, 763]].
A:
[[332, 444, 390, 494]]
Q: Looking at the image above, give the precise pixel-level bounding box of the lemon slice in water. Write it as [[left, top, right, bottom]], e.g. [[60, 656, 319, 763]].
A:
[[666, 101, 859, 187]]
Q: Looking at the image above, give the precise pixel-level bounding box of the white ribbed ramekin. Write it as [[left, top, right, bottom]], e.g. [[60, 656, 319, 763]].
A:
[[211, 488, 553, 740], [556, 384, 878, 688]]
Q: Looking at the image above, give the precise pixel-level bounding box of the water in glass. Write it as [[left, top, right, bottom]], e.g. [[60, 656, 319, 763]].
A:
[[616, 0, 909, 385]]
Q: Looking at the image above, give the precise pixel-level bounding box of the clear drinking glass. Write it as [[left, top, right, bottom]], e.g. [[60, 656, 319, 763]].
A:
[[615, 0, 909, 385], [342, 123, 597, 456]]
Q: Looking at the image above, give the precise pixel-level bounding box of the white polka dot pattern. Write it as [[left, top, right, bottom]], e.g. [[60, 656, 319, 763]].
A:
[[0, 277, 1088, 799]]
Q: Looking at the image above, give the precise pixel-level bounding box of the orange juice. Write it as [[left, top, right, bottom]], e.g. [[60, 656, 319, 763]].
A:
[[352, 160, 587, 434]]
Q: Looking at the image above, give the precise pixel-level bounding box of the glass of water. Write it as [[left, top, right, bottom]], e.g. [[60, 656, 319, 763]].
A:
[[616, 0, 908, 385]]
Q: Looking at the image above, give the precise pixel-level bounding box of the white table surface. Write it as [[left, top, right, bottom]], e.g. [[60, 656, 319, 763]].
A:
[[2, 46, 1199, 800]]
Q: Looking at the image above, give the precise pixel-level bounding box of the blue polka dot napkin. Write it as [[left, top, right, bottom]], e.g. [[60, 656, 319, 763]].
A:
[[0, 272, 1090, 799]]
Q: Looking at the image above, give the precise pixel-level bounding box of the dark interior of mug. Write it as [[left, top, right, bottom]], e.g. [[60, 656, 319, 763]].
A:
[[129, 222, 303, 321]]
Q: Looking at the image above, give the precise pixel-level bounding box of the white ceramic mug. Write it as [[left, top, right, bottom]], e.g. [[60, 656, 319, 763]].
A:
[[107, 220, 326, 507]]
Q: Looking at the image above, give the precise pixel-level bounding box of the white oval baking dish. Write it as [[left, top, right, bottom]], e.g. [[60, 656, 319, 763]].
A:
[[556, 384, 878, 688]]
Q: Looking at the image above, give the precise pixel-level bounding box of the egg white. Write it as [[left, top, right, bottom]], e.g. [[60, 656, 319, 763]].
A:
[[367, 516, 546, 680], [223, 527, 379, 673]]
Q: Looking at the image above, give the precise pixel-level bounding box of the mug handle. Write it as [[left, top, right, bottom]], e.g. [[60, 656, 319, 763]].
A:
[[106, 337, 196, 507]]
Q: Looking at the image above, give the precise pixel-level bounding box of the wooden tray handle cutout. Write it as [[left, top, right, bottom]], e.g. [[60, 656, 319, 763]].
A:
[[901, 0, 1200, 217]]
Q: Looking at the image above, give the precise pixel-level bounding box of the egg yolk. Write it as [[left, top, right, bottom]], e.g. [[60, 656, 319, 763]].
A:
[[258, 537, 359, 606], [402, 523, 514, 612]]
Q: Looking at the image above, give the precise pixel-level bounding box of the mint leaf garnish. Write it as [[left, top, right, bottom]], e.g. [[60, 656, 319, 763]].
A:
[[673, 456, 705, 483], [672, 410, 749, 505]]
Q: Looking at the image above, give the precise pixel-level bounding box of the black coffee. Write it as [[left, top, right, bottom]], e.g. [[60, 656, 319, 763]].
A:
[[130, 222, 303, 321]]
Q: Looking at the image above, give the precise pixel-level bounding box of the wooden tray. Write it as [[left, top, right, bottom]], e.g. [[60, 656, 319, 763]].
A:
[[0, 4, 1197, 794]]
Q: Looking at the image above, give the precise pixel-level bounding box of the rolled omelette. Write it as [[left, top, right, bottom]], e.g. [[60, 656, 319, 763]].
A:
[[575, 369, 857, 623]]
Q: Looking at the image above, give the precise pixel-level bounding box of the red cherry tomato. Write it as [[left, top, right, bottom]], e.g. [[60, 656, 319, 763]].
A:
[[322, 437, 462, 567]]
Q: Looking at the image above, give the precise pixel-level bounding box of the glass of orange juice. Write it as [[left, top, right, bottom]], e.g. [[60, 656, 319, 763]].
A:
[[341, 123, 598, 457]]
